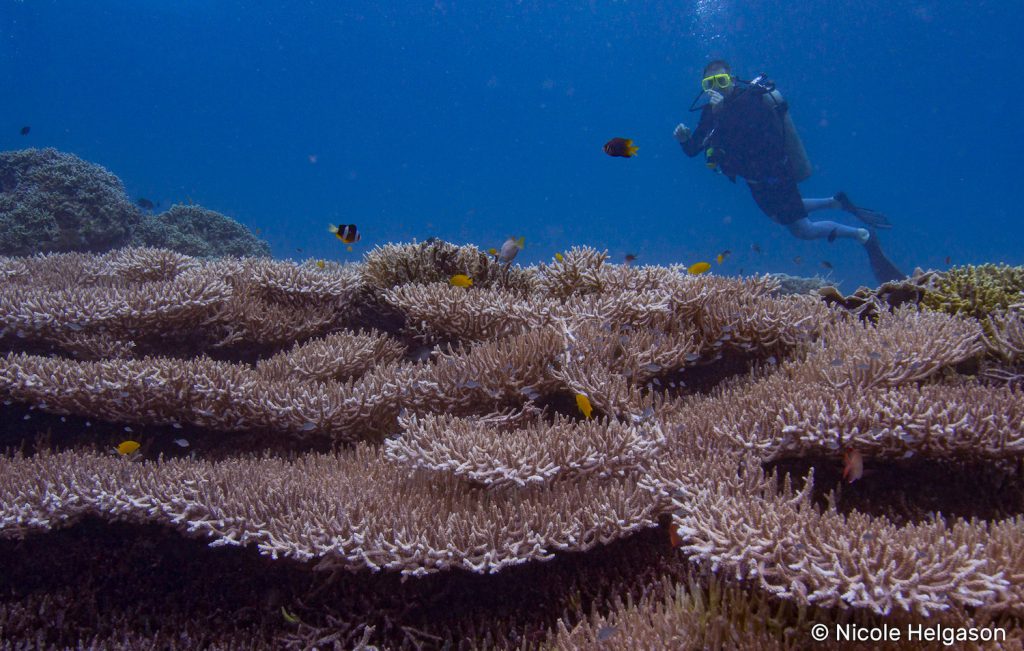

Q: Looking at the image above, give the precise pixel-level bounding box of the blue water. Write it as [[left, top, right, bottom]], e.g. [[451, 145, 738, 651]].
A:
[[3, 1, 1022, 290]]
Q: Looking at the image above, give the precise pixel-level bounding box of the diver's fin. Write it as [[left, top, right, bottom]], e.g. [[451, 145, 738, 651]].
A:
[[862, 229, 905, 285], [835, 191, 893, 229]]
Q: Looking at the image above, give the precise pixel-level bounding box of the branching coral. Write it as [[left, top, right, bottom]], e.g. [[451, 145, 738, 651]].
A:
[[362, 239, 535, 291], [0, 251, 366, 355], [0, 447, 659, 576], [385, 413, 665, 489], [1, 244, 1023, 648], [666, 471, 1020, 617]]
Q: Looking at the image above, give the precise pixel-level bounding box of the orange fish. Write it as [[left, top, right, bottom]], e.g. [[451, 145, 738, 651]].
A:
[[843, 447, 864, 483], [603, 137, 638, 158], [669, 523, 682, 547]]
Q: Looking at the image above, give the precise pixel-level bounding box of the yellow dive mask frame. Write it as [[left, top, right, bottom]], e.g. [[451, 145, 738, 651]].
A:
[[701, 73, 733, 91]]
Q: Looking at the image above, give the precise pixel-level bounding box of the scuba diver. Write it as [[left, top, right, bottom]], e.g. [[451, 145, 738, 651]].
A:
[[674, 60, 904, 285]]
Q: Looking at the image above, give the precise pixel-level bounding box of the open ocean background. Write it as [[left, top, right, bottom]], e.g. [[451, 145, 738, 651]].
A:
[[2, 0, 1021, 290]]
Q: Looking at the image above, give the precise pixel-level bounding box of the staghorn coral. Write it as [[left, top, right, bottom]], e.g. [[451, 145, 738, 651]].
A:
[[254, 329, 407, 383], [385, 413, 665, 489], [383, 282, 554, 342], [362, 239, 535, 291], [0, 251, 366, 356], [550, 576, 795, 651], [985, 305, 1024, 363], [668, 470, 1021, 617], [805, 306, 984, 391], [724, 379, 1024, 462], [640, 414, 1024, 618], [534, 245, 611, 298], [2, 244, 1024, 648], [0, 446, 659, 576]]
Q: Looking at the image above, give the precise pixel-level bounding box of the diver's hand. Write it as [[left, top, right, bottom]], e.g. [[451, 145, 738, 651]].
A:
[[707, 90, 724, 108], [673, 124, 691, 143]]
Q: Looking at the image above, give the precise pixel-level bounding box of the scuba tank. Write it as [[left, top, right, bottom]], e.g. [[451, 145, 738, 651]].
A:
[[750, 74, 813, 183], [688, 73, 813, 183]]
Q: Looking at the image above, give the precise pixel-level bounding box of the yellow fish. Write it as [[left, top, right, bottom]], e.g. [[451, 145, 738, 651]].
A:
[[281, 606, 301, 624], [554, 252, 564, 262], [315, 260, 326, 269], [449, 274, 473, 288], [116, 440, 140, 455], [715, 250, 731, 264], [688, 261, 711, 275], [575, 393, 593, 419]]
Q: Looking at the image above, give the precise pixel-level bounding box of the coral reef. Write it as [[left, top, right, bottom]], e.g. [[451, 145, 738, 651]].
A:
[[129, 203, 271, 258], [1, 244, 1023, 648], [0, 148, 271, 259], [921, 263, 1024, 321], [767, 271, 834, 296], [0, 148, 141, 255]]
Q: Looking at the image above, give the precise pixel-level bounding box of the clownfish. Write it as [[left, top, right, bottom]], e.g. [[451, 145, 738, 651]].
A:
[[328, 224, 361, 245]]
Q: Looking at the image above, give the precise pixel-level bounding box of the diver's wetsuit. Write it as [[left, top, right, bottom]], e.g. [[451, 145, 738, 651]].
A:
[[681, 86, 805, 225], [680, 85, 905, 284]]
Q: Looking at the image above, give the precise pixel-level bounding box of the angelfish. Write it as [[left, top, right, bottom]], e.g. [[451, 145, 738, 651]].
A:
[[604, 137, 638, 158]]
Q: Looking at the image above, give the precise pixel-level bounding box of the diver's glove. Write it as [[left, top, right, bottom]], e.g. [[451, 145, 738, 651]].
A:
[[673, 124, 691, 143]]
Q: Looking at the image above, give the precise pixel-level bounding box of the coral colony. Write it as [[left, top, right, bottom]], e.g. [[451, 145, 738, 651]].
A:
[[1, 150, 1023, 648]]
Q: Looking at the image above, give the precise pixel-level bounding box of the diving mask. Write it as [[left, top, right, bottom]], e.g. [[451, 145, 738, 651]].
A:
[[701, 73, 733, 91]]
